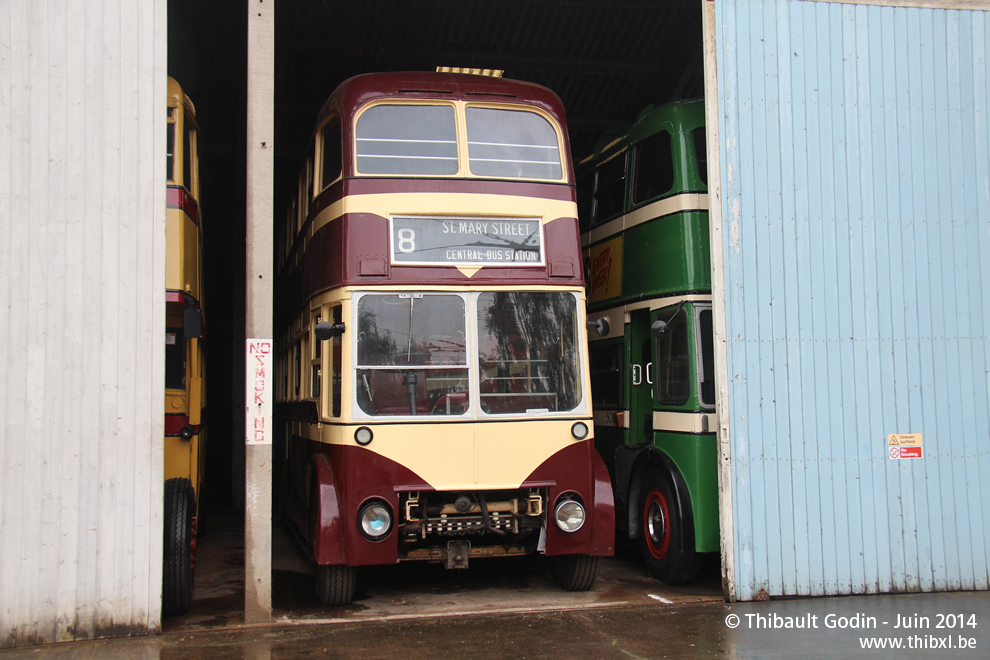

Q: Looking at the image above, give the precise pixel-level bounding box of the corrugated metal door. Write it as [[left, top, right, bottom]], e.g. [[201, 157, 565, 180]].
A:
[[0, 0, 166, 645], [711, 0, 990, 601]]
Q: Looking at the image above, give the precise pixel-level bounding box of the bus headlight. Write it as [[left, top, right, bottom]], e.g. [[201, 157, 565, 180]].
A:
[[553, 498, 586, 532], [358, 500, 393, 541], [570, 422, 589, 440]]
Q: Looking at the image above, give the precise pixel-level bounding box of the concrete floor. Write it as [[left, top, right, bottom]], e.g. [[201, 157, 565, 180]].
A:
[[168, 507, 725, 632], [6, 511, 990, 658]]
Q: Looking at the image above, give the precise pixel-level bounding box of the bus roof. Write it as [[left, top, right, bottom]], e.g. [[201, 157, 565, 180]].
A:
[[167, 76, 197, 115], [593, 98, 705, 163], [315, 71, 569, 131]]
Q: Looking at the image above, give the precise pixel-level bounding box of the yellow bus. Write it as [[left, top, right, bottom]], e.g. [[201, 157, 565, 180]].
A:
[[163, 76, 206, 616]]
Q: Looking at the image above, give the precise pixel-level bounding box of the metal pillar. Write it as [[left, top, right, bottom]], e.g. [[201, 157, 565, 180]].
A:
[[244, 0, 274, 623]]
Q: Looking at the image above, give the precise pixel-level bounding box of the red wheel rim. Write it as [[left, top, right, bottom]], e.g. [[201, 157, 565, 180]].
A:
[[644, 488, 670, 560]]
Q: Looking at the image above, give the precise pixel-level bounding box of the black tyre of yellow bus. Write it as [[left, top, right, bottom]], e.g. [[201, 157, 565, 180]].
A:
[[549, 554, 600, 591], [163, 477, 195, 615], [315, 564, 357, 606], [639, 468, 702, 585]]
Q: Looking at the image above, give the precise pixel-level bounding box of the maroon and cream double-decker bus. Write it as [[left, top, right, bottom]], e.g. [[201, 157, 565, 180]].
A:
[[274, 71, 614, 606]]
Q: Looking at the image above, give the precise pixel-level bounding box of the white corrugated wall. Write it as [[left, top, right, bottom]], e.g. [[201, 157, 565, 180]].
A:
[[711, 0, 990, 601], [0, 0, 166, 646]]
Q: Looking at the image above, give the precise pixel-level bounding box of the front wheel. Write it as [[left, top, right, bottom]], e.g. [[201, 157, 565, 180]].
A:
[[549, 554, 599, 591], [638, 469, 701, 585], [315, 564, 357, 606], [163, 478, 196, 615]]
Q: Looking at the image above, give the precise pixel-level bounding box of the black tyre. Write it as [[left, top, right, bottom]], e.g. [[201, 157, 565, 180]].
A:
[[315, 564, 357, 606], [638, 468, 702, 585], [549, 554, 600, 591], [163, 478, 196, 615]]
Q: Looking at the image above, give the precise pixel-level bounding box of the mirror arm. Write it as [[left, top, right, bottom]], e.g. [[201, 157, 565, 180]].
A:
[[315, 321, 346, 341]]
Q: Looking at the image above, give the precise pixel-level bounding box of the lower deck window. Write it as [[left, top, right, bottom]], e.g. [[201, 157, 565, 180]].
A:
[[165, 328, 186, 389], [477, 292, 581, 414], [589, 342, 622, 407], [356, 293, 468, 416], [654, 307, 690, 406], [698, 308, 715, 408], [354, 291, 583, 417]]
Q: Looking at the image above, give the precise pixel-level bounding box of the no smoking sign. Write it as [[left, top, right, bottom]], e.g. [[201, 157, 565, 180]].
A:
[[888, 434, 924, 460]]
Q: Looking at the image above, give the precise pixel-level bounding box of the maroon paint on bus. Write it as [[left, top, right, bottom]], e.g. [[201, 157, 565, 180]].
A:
[[276, 73, 584, 323], [164, 413, 201, 437], [278, 72, 611, 573], [164, 414, 189, 435], [166, 185, 200, 225], [302, 435, 614, 567]]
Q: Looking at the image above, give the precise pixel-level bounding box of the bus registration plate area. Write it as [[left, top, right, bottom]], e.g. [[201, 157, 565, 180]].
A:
[[400, 490, 545, 546]]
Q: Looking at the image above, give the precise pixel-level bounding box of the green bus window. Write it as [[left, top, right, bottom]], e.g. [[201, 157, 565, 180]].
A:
[[466, 107, 562, 180], [593, 153, 625, 223], [589, 343, 621, 407], [356, 105, 457, 175], [692, 127, 708, 186], [576, 167, 594, 234], [699, 309, 715, 408], [632, 130, 673, 204], [654, 307, 690, 406]]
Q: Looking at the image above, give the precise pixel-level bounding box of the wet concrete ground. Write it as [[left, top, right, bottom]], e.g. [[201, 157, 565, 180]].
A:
[[6, 510, 990, 658], [185, 507, 726, 630]]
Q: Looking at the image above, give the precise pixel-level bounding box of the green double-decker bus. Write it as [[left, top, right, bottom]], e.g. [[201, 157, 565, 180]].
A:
[[578, 99, 717, 584]]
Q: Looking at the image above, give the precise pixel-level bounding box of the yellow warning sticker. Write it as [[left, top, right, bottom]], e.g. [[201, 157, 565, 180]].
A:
[[888, 433, 923, 447]]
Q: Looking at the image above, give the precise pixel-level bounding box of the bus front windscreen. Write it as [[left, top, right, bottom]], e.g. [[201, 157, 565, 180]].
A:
[[354, 291, 583, 417], [476, 291, 581, 414], [356, 293, 469, 416]]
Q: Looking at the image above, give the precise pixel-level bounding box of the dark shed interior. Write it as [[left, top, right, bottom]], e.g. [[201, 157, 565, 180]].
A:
[[166, 0, 705, 508]]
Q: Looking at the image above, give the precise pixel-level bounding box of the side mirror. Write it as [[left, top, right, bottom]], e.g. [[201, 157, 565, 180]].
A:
[[315, 321, 345, 341], [587, 317, 610, 337]]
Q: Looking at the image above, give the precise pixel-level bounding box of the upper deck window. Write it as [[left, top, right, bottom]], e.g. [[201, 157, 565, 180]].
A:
[[692, 127, 708, 186], [183, 111, 198, 198], [355, 105, 458, 175], [593, 153, 626, 223], [632, 130, 673, 205], [466, 108, 562, 180], [321, 118, 342, 188], [166, 108, 175, 183]]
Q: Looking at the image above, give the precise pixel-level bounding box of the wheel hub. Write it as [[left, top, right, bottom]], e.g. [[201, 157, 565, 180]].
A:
[[644, 488, 670, 559], [647, 499, 667, 545]]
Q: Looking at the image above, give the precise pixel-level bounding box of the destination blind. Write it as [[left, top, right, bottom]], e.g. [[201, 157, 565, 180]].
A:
[[390, 215, 545, 266]]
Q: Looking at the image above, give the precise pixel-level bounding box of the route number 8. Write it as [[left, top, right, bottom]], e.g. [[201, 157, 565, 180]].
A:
[[397, 228, 416, 254]]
